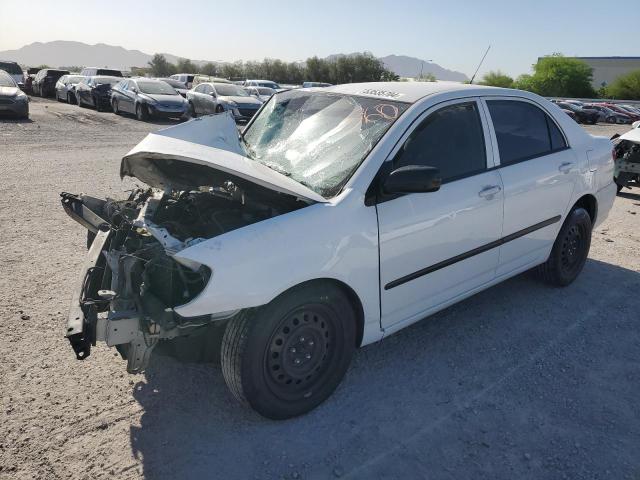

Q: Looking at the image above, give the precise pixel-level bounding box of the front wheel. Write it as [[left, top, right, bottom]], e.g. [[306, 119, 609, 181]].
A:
[[136, 103, 148, 121], [221, 282, 356, 419], [536, 208, 592, 286]]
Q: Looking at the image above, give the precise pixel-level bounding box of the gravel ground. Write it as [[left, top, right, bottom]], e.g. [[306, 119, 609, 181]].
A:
[[1, 98, 639, 480]]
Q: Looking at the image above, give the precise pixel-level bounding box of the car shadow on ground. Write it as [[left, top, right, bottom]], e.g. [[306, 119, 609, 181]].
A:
[[617, 190, 640, 202], [0, 116, 33, 123], [129, 259, 640, 480]]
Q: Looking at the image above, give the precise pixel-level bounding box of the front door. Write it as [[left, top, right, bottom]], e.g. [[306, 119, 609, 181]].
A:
[[377, 99, 504, 330]]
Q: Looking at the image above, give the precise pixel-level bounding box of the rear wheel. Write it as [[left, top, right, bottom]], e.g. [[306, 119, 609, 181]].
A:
[[221, 282, 356, 419], [537, 208, 592, 286]]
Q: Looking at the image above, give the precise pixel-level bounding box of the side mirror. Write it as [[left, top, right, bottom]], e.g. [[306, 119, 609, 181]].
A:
[[210, 92, 216, 97], [383, 165, 442, 194]]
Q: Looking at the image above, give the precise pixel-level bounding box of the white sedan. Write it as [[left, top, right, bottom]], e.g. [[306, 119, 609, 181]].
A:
[[61, 82, 616, 419]]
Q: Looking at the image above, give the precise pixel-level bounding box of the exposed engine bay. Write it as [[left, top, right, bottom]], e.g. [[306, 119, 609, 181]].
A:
[[61, 177, 306, 373], [614, 135, 640, 191]]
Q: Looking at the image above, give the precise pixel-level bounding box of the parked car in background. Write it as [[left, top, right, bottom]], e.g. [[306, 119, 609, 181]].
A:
[[618, 104, 640, 117], [244, 79, 281, 90], [187, 82, 262, 121], [560, 108, 577, 121], [0, 69, 29, 118], [245, 86, 276, 102], [602, 103, 640, 122], [24, 68, 39, 93], [33, 69, 69, 97], [191, 75, 231, 87], [111, 78, 189, 120], [79, 67, 122, 77], [76, 76, 121, 111], [633, 120, 640, 129], [556, 102, 598, 124], [302, 81, 332, 88], [55, 74, 84, 104], [0, 61, 25, 88], [61, 82, 616, 419], [170, 73, 196, 88], [584, 104, 630, 124], [157, 78, 188, 97]]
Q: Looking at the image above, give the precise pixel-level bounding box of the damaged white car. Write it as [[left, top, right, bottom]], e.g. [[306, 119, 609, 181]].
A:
[[62, 82, 616, 419]]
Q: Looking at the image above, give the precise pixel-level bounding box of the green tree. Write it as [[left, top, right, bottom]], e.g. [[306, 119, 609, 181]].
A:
[[147, 54, 175, 77], [480, 70, 514, 88], [605, 69, 640, 100], [219, 61, 244, 79], [176, 58, 197, 73], [517, 54, 595, 97], [417, 72, 437, 82], [198, 62, 218, 76]]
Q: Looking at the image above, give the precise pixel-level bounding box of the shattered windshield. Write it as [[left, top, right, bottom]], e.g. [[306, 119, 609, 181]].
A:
[[243, 90, 409, 198]]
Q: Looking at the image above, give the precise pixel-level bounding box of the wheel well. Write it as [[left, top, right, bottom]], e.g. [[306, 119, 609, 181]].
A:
[[285, 279, 365, 349], [573, 194, 597, 224]]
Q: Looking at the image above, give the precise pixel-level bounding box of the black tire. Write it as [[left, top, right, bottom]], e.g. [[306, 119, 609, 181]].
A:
[[221, 282, 356, 419], [94, 95, 102, 112], [77, 94, 84, 108], [189, 102, 197, 118], [136, 103, 148, 121], [112, 99, 120, 115], [537, 208, 592, 287], [67, 92, 75, 105], [215, 104, 224, 113], [607, 116, 615, 124]]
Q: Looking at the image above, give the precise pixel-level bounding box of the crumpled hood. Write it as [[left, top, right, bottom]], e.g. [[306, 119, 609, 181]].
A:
[[120, 112, 327, 203], [619, 128, 640, 144], [0, 86, 20, 97]]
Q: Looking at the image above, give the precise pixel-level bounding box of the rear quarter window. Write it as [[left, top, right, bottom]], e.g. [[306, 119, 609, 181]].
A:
[[487, 100, 567, 165]]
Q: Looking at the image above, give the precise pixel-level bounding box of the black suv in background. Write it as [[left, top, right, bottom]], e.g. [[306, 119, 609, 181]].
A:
[[33, 69, 69, 97], [79, 67, 123, 77]]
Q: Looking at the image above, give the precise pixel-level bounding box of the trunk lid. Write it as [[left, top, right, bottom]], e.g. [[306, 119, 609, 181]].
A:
[[120, 113, 327, 203]]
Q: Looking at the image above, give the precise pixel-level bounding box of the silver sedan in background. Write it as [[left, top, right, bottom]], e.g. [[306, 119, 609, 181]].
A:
[[55, 74, 84, 104]]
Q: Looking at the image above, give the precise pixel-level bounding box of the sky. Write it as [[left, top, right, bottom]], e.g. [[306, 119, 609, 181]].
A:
[[1, 0, 639, 78]]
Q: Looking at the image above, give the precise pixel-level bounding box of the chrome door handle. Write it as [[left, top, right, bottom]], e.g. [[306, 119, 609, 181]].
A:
[[558, 162, 574, 174], [478, 185, 502, 198]]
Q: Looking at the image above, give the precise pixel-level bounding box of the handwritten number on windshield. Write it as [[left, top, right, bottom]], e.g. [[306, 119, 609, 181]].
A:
[[363, 104, 400, 124]]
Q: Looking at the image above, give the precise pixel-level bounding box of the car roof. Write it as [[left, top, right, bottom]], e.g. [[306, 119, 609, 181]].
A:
[[320, 81, 504, 104]]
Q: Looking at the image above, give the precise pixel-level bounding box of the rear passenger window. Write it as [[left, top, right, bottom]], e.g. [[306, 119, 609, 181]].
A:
[[394, 102, 487, 183], [487, 100, 567, 165]]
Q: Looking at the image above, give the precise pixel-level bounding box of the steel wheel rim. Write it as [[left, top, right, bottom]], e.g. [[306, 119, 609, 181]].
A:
[[264, 305, 336, 400], [560, 224, 584, 274]]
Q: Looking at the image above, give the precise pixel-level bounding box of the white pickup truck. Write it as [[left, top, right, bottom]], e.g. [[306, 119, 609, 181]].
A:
[[61, 81, 616, 419]]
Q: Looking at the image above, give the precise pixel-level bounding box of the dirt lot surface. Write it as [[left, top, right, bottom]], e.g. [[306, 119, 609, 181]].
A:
[[1, 98, 639, 480]]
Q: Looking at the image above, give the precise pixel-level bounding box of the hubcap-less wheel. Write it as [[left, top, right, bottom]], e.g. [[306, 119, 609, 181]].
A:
[[560, 224, 583, 276], [221, 283, 356, 419], [265, 306, 334, 399], [537, 207, 591, 287]]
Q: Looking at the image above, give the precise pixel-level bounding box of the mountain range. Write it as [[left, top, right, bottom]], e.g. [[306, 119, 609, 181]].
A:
[[0, 41, 468, 81]]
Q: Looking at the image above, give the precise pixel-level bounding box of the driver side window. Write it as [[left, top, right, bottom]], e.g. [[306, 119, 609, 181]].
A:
[[394, 102, 487, 184]]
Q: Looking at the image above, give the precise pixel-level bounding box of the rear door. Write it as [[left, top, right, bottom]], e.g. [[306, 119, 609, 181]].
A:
[[378, 99, 504, 329], [482, 98, 580, 276]]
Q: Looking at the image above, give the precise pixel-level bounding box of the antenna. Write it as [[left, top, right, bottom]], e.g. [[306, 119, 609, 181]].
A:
[[469, 45, 491, 84]]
